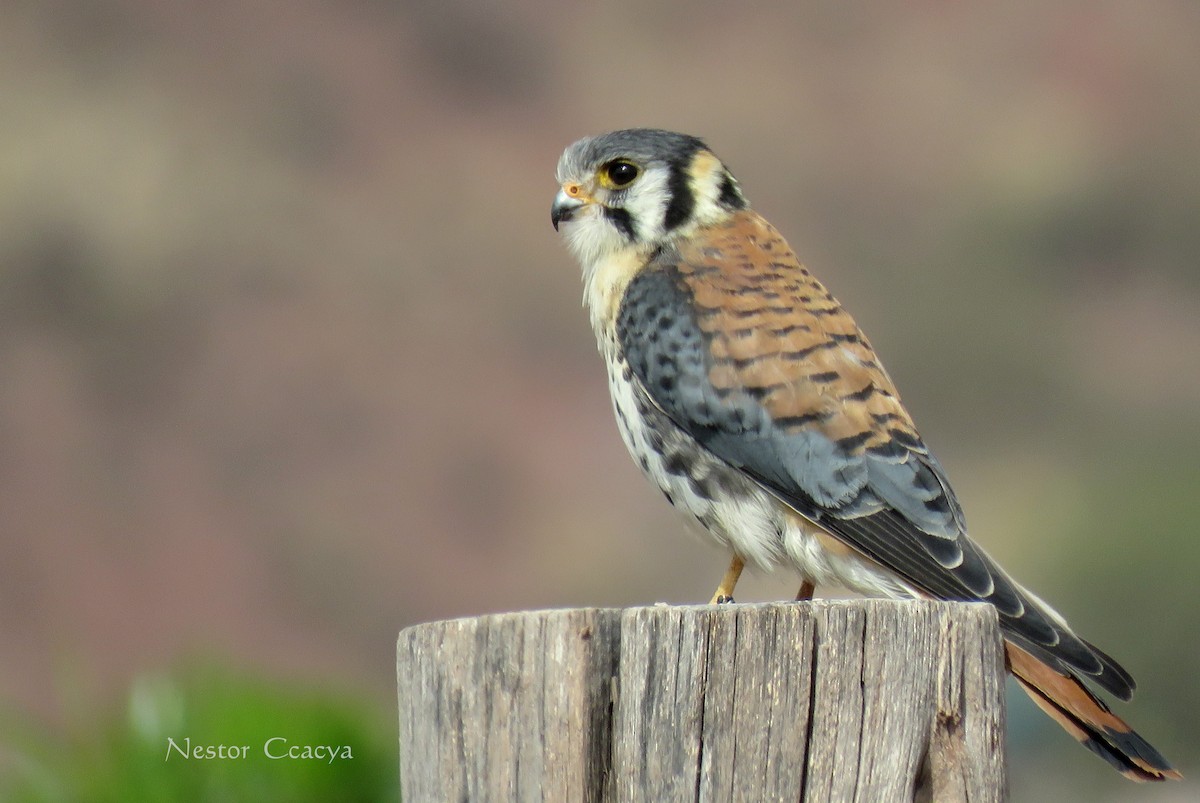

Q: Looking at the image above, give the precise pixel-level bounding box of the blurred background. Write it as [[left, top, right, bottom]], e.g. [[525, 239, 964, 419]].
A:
[[0, 1, 1197, 799]]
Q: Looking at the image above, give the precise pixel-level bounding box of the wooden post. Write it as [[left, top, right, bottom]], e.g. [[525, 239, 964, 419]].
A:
[[397, 600, 1007, 802]]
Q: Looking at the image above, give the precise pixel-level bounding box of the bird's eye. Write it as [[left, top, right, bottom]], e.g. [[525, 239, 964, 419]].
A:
[[600, 160, 641, 189]]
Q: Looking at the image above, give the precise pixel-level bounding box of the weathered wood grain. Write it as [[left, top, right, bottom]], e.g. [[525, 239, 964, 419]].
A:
[[397, 600, 1006, 802], [396, 608, 619, 802]]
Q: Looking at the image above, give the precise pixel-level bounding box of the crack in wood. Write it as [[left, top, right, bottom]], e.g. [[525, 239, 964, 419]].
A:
[[397, 601, 1006, 802]]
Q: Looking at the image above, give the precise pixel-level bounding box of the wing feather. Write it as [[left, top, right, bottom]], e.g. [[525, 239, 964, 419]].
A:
[[616, 209, 1134, 701]]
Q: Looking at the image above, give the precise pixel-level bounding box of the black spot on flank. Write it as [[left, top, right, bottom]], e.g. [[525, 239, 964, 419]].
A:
[[662, 161, 695, 232], [614, 405, 629, 428], [664, 452, 691, 476], [808, 371, 840, 384], [688, 475, 714, 500], [662, 490, 674, 505], [639, 455, 650, 471], [603, 206, 636, 240], [717, 174, 747, 210]]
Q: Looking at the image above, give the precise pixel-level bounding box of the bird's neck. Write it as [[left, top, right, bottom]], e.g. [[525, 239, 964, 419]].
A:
[[581, 245, 653, 348]]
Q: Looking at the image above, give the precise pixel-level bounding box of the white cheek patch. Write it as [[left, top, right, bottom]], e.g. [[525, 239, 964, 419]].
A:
[[563, 208, 626, 269], [560, 166, 670, 266], [620, 168, 671, 242]]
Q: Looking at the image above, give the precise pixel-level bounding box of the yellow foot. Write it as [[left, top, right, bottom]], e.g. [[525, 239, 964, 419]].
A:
[[709, 555, 745, 604]]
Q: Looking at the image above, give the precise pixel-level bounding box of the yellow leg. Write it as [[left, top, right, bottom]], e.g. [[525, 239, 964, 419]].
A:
[[709, 555, 745, 604], [795, 579, 816, 601]]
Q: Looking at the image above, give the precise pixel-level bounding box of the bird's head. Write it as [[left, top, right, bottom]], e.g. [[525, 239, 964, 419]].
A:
[[551, 128, 748, 270]]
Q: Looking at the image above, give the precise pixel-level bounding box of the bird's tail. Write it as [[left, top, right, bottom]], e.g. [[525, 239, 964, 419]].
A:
[[1005, 641, 1181, 781]]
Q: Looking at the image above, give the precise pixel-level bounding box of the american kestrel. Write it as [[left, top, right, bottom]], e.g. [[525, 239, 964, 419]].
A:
[[551, 128, 1179, 781]]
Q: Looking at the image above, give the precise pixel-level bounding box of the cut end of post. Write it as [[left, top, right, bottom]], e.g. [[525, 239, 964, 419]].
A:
[[397, 600, 1006, 803]]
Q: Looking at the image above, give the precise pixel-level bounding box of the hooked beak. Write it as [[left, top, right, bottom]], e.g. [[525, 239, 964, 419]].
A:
[[551, 187, 586, 231]]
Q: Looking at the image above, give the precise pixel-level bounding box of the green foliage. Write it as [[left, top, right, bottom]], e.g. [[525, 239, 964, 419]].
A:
[[1, 666, 398, 802]]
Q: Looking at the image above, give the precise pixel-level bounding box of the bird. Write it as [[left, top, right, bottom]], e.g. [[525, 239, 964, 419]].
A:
[[550, 128, 1179, 782]]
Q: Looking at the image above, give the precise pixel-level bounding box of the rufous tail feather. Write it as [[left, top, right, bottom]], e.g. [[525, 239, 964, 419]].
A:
[[1006, 642, 1180, 781]]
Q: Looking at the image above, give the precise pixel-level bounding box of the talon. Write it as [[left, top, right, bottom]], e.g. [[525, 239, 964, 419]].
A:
[[708, 555, 745, 604]]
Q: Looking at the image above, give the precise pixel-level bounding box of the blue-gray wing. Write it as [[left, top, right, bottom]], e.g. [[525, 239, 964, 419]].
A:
[[614, 211, 1134, 700]]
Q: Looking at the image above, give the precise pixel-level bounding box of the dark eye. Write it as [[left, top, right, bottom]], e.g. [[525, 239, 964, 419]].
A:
[[601, 160, 641, 189]]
